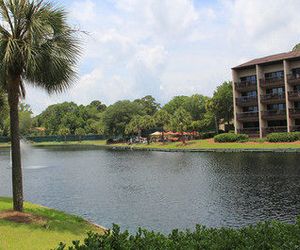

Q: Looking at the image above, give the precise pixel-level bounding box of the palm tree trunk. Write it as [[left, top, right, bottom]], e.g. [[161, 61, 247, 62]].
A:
[[7, 76, 23, 212], [181, 131, 186, 145]]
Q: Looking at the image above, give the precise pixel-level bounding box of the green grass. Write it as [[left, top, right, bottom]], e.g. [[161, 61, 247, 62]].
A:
[[112, 139, 300, 149], [0, 197, 105, 250], [2, 139, 300, 150]]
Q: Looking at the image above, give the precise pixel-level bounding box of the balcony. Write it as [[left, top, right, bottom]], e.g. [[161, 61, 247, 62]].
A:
[[287, 74, 300, 86], [237, 128, 260, 136], [262, 126, 287, 134], [288, 91, 300, 101], [261, 110, 286, 120], [290, 125, 300, 132], [235, 80, 257, 91], [289, 108, 300, 119], [260, 77, 285, 88], [260, 93, 285, 104], [236, 111, 259, 121], [235, 96, 258, 107]]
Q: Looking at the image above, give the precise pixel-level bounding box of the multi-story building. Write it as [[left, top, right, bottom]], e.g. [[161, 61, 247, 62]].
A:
[[232, 50, 300, 138]]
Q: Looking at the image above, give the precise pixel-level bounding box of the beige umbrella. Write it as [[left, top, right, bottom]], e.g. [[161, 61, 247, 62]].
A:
[[150, 131, 162, 136]]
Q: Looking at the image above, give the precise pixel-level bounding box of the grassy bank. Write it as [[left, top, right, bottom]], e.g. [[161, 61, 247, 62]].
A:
[[0, 197, 105, 250], [2, 139, 300, 150], [113, 139, 300, 149]]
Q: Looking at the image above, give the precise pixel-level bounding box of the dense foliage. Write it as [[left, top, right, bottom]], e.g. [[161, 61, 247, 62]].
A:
[[33, 101, 106, 135], [214, 133, 249, 143], [267, 132, 300, 142], [0, 94, 33, 137], [207, 81, 233, 127], [57, 220, 300, 250], [0, 81, 234, 137]]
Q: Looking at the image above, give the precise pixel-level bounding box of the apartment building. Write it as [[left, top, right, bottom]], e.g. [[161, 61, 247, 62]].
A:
[[232, 50, 300, 138]]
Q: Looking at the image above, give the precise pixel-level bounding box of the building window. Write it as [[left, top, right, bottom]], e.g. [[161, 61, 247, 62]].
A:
[[266, 87, 285, 95], [294, 102, 300, 109], [294, 85, 300, 91], [292, 68, 300, 78], [243, 106, 258, 112], [267, 103, 286, 111], [242, 90, 257, 97], [243, 122, 259, 128], [265, 70, 284, 80], [240, 75, 257, 83], [267, 120, 287, 127]]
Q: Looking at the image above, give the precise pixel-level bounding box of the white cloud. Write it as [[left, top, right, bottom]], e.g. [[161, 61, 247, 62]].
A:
[[226, 0, 300, 53], [25, 0, 300, 114], [70, 0, 97, 22]]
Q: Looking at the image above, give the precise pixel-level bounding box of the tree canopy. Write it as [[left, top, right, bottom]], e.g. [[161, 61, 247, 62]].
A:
[[0, 82, 233, 138], [102, 100, 145, 136], [207, 81, 233, 125]]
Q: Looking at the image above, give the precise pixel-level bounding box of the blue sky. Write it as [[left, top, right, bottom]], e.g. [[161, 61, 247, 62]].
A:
[[25, 0, 300, 114]]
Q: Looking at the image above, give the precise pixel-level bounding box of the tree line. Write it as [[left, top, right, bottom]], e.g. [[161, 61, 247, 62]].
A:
[[0, 81, 233, 138]]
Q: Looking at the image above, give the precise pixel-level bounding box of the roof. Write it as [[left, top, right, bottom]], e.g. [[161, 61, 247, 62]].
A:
[[233, 50, 300, 69]]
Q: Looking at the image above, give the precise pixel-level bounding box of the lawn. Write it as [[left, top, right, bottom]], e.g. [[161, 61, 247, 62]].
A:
[[112, 139, 300, 150], [2, 139, 300, 150], [0, 197, 105, 250]]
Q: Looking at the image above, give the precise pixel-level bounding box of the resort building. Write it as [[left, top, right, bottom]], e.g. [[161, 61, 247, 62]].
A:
[[232, 50, 300, 138]]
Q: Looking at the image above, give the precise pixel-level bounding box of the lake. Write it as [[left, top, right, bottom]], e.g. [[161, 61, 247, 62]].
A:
[[0, 146, 300, 232]]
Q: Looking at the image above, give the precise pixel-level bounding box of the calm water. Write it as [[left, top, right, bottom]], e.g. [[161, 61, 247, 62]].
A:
[[0, 146, 300, 232]]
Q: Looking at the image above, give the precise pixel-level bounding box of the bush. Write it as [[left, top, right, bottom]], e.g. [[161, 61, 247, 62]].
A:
[[57, 220, 300, 250], [266, 132, 300, 142], [199, 132, 217, 139], [214, 133, 249, 143]]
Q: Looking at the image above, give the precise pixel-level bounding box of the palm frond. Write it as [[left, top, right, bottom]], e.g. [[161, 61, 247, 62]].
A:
[[0, 0, 81, 97]]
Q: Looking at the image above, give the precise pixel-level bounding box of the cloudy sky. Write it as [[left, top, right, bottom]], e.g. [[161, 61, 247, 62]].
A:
[[25, 0, 300, 114]]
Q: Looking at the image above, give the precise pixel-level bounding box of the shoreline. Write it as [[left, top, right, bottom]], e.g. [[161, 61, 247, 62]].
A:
[[108, 145, 300, 153], [2, 139, 300, 152], [0, 197, 106, 250]]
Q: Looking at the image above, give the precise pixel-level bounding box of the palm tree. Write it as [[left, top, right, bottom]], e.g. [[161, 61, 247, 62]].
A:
[[0, 0, 80, 211], [170, 107, 192, 144], [154, 109, 171, 142], [125, 115, 155, 140]]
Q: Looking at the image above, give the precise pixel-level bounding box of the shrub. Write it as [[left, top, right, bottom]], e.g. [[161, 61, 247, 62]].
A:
[[57, 220, 300, 250], [214, 133, 249, 143], [199, 132, 217, 139], [266, 132, 300, 142]]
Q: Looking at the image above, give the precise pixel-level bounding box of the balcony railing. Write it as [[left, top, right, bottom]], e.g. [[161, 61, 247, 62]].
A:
[[288, 91, 300, 100], [235, 80, 257, 90], [236, 111, 259, 120], [261, 109, 286, 119], [260, 93, 285, 103], [235, 96, 258, 106], [237, 128, 260, 135], [289, 108, 300, 118], [262, 126, 287, 134], [287, 74, 300, 85], [260, 77, 285, 88], [290, 125, 300, 132]]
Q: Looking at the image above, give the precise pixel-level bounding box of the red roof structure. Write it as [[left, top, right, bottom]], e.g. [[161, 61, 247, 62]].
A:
[[233, 50, 300, 69]]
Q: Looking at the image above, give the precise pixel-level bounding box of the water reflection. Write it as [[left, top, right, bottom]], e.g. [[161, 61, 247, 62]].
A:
[[0, 148, 300, 232]]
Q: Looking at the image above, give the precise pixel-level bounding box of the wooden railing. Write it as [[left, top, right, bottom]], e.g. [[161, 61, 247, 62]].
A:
[[236, 111, 258, 119], [237, 128, 260, 134], [262, 126, 287, 133], [236, 96, 257, 104], [235, 81, 257, 89], [260, 77, 284, 87], [288, 91, 300, 99], [260, 93, 285, 101]]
